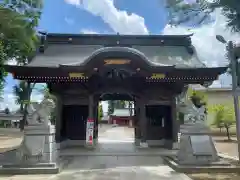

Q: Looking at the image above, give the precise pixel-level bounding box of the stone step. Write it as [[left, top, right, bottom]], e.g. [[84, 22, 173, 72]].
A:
[[0, 167, 60, 175], [2, 163, 56, 168], [0, 158, 70, 175]]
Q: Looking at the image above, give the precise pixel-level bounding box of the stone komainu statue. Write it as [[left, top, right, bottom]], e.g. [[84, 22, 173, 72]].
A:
[[27, 98, 55, 126], [17, 98, 55, 163]]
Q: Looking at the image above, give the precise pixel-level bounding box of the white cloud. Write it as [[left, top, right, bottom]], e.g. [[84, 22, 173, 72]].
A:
[[0, 92, 43, 112], [80, 29, 99, 34], [162, 9, 240, 67], [64, 0, 148, 35], [162, 9, 240, 87], [6, 59, 17, 65]]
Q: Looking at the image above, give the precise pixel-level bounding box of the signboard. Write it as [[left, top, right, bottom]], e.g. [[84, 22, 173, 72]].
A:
[[69, 73, 85, 78], [104, 59, 131, 65], [86, 118, 94, 145], [150, 73, 165, 79]]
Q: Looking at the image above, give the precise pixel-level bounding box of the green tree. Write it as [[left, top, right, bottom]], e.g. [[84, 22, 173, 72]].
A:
[[114, 100, 126, 109], [211, 104, 225, 132], [13, 81, 35, 131], [108, 100, 114, 115], [0, 42, 7, 97], [1, 1, 43, 64], [212, 104, 235, 140], [165, 0, 214, 26], [166, 0, 240, 32], [0, 0, 43, 93], [1, 0, 43, 130], [4, 107, 10, 114], [98, 104, 103, 121], [188, 88, 207, 108]]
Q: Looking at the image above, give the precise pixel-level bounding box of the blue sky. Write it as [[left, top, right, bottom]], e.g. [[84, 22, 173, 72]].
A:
[[39, 0, 167, 34], [2, 0, 237, 111]]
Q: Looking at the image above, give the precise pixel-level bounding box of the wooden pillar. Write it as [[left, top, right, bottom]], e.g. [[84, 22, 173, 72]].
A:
[[93, 96, 99, 140], [55, 94, 63, 143], [134, 100, 140, 145], [171, 96, 178, 142], [88, 94, 94, 119], [139, 99, 147, 142]]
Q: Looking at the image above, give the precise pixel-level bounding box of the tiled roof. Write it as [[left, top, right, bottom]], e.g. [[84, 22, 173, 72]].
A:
[[25, 33, 206, 68], [27, 45, 205, 68]]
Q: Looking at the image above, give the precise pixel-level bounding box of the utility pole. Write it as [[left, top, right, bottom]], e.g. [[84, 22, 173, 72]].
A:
[[216, 35, 240, 161], [228, 41, 240, 161]]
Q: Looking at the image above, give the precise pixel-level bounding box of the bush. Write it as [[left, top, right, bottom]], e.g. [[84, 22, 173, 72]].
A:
[[187, 88, 208, 108]]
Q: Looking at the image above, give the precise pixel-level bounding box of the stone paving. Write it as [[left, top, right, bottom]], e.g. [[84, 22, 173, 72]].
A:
[[0, 125, 192, 180]]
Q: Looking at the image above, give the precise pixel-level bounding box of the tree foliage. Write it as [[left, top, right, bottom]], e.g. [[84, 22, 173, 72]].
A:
[[211, 104, 235, 140], [0, 0, 43, 95], [114, 100, 126, 109], [108, 100, 114, 115], [166, 0, 240, 32], [107, 100, 126, 115], [0, 42, 7, 97], [98, 104, 103, 121], [0, 0, 43, 129], [187, 88, 208, 108], [13, 81, 35, 130], [4, 107, 10, 114], [166, 0, 214, 26], [1, 0, 42, 63]]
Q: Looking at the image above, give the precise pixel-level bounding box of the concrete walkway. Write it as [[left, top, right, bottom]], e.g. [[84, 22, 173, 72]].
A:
[[0, 125, 192, 180], [52, 155, 191, 180]]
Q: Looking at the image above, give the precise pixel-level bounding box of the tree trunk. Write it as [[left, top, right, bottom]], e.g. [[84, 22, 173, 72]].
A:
[[129, 102, 132, 116], [226, 126, 231, 140], [19, 100, 24, 131], [20, 103, 28, 131], [20, 103, 24, 112]]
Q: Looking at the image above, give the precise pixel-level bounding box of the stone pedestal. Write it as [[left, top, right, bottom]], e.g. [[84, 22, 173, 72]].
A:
[[18, 125, 58, 164], [177, 123, 219, 165], [0, 125, 60, 174]]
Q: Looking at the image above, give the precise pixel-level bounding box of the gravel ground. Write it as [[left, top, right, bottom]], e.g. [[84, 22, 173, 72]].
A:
[[213, 136, 238, 158]]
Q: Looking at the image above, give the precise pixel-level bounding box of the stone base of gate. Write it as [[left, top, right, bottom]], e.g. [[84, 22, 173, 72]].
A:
[[57, 139, 98, 149], [135, 139, 174, 148]]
